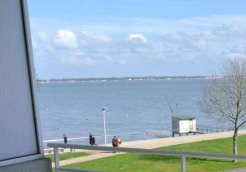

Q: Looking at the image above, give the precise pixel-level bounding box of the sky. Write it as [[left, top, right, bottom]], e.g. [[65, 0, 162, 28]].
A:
[[28, 0, 246, 79]]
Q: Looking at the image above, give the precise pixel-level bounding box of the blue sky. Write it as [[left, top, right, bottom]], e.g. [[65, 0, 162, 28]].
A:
[[28, 0, 246, 79]]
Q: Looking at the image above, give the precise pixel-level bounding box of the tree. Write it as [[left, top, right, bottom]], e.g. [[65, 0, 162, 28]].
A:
[[199, 58, 246, 156]]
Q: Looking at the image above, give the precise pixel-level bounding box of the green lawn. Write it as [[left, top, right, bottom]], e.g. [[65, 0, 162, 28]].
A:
[[63, 136, 246, 172], [46, 151, 90, 162]]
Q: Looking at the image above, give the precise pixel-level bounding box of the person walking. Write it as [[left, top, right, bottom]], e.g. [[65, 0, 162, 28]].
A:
[[89, 133, 93, 145], [92, 134, 97, 146], [112, 136, 117, 153], [63, 134, 67, 144], [117, 136, 121, 147]]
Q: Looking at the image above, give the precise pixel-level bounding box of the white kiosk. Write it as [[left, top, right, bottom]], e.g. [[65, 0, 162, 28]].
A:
[[172, 115, 196, 137]]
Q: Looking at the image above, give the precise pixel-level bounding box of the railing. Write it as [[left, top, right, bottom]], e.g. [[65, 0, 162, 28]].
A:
[[43, 131, 156, 149], [44, 127, 236, 151], [196, 125, 234, 134], [171, 125, 234, 136], [47, 143, 246, 172]]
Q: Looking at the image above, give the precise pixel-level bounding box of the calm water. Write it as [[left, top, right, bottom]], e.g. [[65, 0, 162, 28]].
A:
[[38, 79, 216, 142]]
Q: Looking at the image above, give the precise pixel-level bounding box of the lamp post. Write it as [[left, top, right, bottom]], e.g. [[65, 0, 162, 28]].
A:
[[102, 107, 107, 144]]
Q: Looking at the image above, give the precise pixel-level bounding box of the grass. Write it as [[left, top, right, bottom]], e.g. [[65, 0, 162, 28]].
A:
[[62, 136, 246, 172], [46, 151, 90, 162]]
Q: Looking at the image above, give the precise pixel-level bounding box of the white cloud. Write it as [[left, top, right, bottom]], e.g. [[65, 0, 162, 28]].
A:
[[213, 24, 246, 38], [127, 33, 148, 43], [227, 53, 246, 60], [32, 16, 246, 71], [181, 54, 195, 61], [164, 31, 210, 51], [62, 56, 94, 66], [200, 31, 216, 41], [105, 56, 114, 63], [81, 31, 111, 43], [53, 30, 78, 49], [61, 52, 94, 66], [117, 60, 126, 65], [38, 31, 48, 41], [32, 40, 38, 48]]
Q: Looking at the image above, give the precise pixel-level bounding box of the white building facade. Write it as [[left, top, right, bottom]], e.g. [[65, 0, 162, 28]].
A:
[[0, 0, 50, 171]]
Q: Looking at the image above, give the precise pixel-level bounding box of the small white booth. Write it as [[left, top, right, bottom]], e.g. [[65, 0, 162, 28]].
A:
[[172, 115, 196, 136]]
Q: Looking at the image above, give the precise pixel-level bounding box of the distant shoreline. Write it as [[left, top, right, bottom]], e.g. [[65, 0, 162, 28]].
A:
[[37, 76, 222, 84]]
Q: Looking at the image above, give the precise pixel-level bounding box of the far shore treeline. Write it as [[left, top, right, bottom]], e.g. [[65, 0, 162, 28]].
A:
[[37, 76, 222, 83]]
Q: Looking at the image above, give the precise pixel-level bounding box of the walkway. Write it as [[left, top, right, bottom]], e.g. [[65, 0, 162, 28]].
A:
[[51, 130, 246, 167], [221, 168, 246, 172]]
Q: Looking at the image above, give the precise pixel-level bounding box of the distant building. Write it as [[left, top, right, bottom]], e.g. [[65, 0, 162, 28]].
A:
[[172, 115, 196, 136]]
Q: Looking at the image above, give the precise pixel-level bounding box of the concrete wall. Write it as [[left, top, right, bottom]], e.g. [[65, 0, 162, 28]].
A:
[[0, 158, 52, 172]]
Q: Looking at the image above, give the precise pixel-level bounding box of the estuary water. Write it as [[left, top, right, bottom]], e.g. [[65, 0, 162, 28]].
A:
[[38, 79, 217, 142]]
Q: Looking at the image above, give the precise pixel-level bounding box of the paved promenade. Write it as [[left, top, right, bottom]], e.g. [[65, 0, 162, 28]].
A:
[[220, 168, 246, 172], [51, 130, 246, 170]]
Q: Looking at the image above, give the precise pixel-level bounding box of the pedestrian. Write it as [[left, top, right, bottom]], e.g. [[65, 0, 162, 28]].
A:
[[112, 136, 117, 153], [117, 136, 121, 147], [89, 133, 93, 145], [63, 134, 67, 144], [92, 134, 97, 146]]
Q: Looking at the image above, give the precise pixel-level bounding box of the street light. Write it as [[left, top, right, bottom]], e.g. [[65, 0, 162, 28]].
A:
[[102, 107, 107, 144]]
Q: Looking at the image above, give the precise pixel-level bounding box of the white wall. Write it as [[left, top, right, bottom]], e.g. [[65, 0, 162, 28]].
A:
[[192, 119, 196, 132], [179, 121, 191, 133], [179, 119, 196, 133], [0, 0, 40, 162]]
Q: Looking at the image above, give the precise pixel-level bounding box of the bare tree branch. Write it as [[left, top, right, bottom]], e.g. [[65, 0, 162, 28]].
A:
[[199, 58, 246, 155]]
